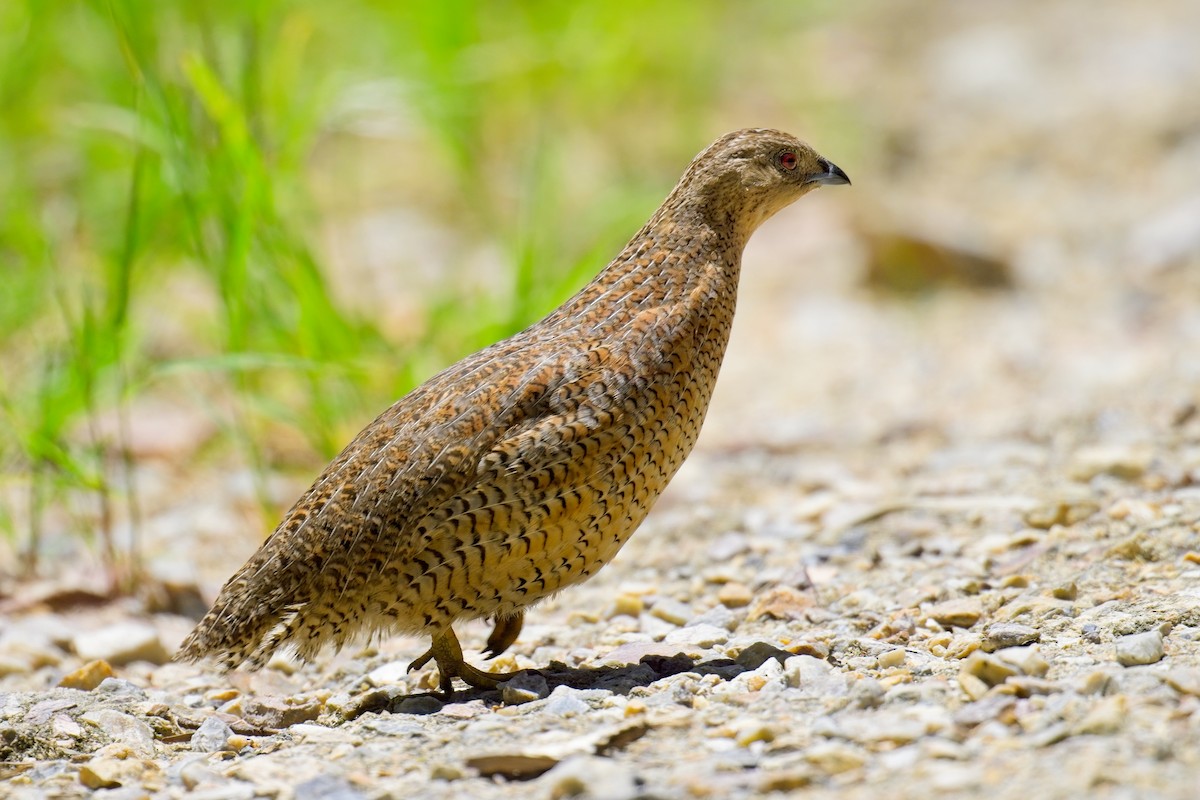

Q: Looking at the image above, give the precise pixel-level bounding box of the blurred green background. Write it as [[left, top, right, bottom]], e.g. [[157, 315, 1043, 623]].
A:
[[0, 0, 853, 579]]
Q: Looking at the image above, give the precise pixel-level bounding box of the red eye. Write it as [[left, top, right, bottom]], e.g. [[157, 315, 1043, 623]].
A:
[[780, 151, 798, 171]]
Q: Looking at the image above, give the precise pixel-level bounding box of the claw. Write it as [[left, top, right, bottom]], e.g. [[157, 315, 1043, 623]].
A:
[[407, 646, 435, 673], [483, 610, 525, 660]]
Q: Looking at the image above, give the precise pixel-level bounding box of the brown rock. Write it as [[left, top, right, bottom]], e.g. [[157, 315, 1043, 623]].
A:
[[240, 696, 323, 730], [925, 598, 983, 629], [747, 586, 814, 622], [58, 660, 114, 691], [717, 582, 753, 608]]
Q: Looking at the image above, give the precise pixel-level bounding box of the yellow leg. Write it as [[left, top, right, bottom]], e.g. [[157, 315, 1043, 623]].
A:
[[408, 610, 525, 670], [407, 627, 523, 696], [483, 610, 525, 659]]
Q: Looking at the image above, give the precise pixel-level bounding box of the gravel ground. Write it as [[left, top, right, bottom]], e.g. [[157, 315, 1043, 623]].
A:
[[3, 1, 1200, 798]]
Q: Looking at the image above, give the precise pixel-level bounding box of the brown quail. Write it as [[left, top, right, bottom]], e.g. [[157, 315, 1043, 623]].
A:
[[176, 129, 850, 694]]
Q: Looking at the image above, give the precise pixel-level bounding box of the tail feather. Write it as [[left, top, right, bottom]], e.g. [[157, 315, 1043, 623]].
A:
[[174, 546, 310, 669]]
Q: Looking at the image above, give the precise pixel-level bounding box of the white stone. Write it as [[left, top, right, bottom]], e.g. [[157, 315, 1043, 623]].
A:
[[539, 755, 639, 800], [649, 597, 693, 626], [365, 660, 411, 687], [73, 622, 168, 666], [1115, 630, 1165, 666], [544, 686, 591, 717], [191, 716, 233, 752], [80, 709, 155, 756], [663, 623, 728, 647], [784, 655, 848, 695]]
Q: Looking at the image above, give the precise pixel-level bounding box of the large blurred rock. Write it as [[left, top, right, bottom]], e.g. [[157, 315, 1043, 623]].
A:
[[73, 622, 169, 666]]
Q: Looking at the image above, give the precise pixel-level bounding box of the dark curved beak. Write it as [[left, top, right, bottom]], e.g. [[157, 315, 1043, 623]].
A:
[[811, 158, 851, 187]]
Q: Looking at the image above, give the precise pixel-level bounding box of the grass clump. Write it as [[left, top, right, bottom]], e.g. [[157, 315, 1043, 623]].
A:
[[0, 0, 844, 582]]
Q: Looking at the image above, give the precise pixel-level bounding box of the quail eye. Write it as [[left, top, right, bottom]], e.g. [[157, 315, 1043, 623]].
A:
[[779, 151, 799, 171]]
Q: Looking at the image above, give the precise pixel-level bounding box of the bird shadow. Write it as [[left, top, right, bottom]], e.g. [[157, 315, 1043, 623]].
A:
[[344, 652, 755, 720]]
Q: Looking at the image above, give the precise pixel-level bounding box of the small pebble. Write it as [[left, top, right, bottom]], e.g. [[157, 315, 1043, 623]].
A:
[[960, 652, 1017, 687], [1006, 676, 1059, 697], [79, 710, 155, 756], [945, 633, 984, 662], [218, 697, 245, 717], [784, 656, 847, 695], [290, 724, 361, 745], [649, 597, 693, 626], [96, 678, 147, 699], [192, 716, 233, 753], [78, 758, 145, 790], [58, 660, 115, 691], [689, 604, 737, 631], [501, 671, 550, 705], [178, 758, 221, 790], [430, 763, 466, 781], [958, 672, 989, 701], [735, 642, 792, 671], [741, 658, 786, 693], [731, 718, 776, 746], [1073, 695, 1127, 735], [746, 586, 812, 622], [1070, 444, 1152, 481], [664, 623, 728, 647], [953, 694, 1016, 729], [992, 646, 1049, 678], [717, 583, 753, 608], [393, 695, 443, 715], [294, 774, 366, 800], [1050, 582, 1078, 601], [366, 660, 411, 687], [50, 713, 83, 738], [787, 639, 831, 660], [1115, 630, 1165, 666], [610, 592, 645, 618], [0, 656, 32, 677], [1075, 670, 1115, 696], [983, 623, 1040, 651], [1163, 667, 1200, 696], [850, 677, 886, 709], [805, 742, 866, 775], [925, 598, 983, 629], [707, 531, 751, 561], [759, 771, 814, 792], [545, 755, 640, 800], [543, 686, 591, 717], [240, 696, 322, 728], [1107, 498, 1159, 521]]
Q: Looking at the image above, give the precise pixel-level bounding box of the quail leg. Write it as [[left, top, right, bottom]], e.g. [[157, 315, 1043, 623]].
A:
[[408, 627, 523, 696], [407, 610, 525, 670], [483, 610, 525, 659]]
